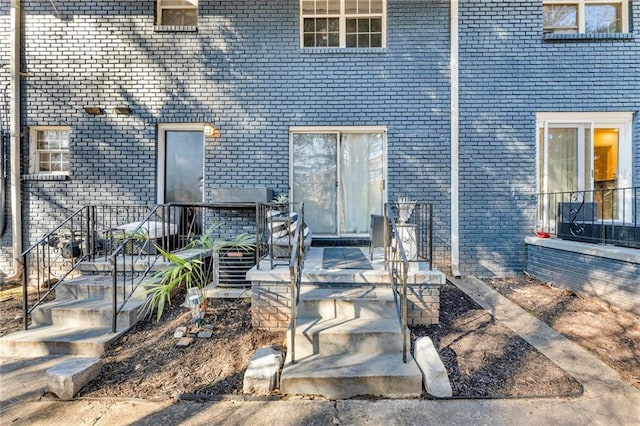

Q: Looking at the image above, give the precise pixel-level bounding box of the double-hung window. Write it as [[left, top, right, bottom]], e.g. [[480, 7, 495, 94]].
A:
[[543, 0, 628, 34], [301, 0, 386, 48], [157, 0, 198, 26], [30, 127, 70, 175]]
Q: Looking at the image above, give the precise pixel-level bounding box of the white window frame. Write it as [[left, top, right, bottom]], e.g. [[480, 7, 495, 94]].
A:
[[29, 126, 70, 175], [543, 0, 629, 34], [300, 0, 387, 48], [536, 112, 634, 223], [156, 0, 198, 27]]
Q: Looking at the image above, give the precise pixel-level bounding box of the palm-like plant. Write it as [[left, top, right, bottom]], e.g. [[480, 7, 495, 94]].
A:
[[143, 227, 255, 321]]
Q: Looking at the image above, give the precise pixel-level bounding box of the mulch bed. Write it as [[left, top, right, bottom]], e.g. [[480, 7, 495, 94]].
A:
[[79, 297, 284, 399], [411, 282, 582, 398], [3, 273, 637, 399]]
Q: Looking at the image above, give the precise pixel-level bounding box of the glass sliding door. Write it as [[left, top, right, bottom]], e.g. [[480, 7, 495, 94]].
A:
[[539, 122, 593, 232], [537, 112, 634, 230], [339, 133, 384, 234], [291, 128, 385, 237], [292, 133, 338, 234]]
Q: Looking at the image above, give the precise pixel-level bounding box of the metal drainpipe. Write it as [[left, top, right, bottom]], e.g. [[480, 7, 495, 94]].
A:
[[7, 0, 22, 283], [0, 95, 6, 238], [450, 0, 461, 278]]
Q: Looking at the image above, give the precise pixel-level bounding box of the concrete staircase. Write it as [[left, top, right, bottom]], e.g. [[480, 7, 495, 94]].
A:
[[280, 285, 423, 399], [0, 275, 146, 357]]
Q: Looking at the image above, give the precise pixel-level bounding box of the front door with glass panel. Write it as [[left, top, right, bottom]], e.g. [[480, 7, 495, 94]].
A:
[[291, 129, 385, 236], [158, 125, 205, 234]]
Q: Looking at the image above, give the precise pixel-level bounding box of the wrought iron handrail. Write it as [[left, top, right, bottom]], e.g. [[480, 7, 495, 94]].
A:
[[20, 204, 152, 330], [21, 206, 91, 329], [108, 204, 167, 333], [385, 203, 410, 364], [288, 202, 305, 365], [536, 186, 639, 249]]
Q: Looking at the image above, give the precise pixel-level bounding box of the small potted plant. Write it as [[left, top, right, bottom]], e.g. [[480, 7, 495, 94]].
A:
[[273, 193, 289, 214]]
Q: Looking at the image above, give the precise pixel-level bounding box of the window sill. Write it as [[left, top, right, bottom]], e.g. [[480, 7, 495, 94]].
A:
[[543, 33, 634, 42], [301, 47, 387, 54], [22, 174, 70, 181], [524, 236, 639, 263], [153, 25, 198, 33]]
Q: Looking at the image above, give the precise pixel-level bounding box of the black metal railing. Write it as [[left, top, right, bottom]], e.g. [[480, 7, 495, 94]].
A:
[[385, 203, 410, 364], [108, 204, 171, 332], [108, 202, 260, 332], [21, 204, 152, 330], [257, 202, 305, 269], [21, 206, 91, 329], [288, 202, 305, 364], [536, 187, 639, 248]]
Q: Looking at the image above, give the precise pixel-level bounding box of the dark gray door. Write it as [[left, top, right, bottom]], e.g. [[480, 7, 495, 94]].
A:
[[164, 130, 203, 203]]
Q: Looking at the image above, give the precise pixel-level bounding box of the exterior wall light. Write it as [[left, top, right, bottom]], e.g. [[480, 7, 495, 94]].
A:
[[204, 124, 221, 138], [83, 106, 104, 115], [113, 107, 132, 115]]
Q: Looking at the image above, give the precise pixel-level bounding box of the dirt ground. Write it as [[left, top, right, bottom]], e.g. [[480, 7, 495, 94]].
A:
[[484, 274, 640, 390], [411, 282, 582, 398], [80, 296, 284, 399], [1, 273, 638, 399]]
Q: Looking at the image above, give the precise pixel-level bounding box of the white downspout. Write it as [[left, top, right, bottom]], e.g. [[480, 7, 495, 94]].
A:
[[450, 0, 461, 278], [8, 0, 22, 283]]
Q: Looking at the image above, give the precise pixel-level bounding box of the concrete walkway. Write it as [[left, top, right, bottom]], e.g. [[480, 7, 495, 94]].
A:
[[1, 276, 638, 425]]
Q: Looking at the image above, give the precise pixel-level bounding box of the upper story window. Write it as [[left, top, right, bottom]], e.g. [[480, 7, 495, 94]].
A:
[[543, 0, 629, 34], [30, 127, 70, 175], [157, 0, 198, 26], [301, 0, 386, 48]]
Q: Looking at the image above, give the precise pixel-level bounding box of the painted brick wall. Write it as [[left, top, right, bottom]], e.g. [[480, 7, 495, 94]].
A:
[[527, 244, 640, 315], [10, 0, 452, 273], [458, 1, 640, 276]]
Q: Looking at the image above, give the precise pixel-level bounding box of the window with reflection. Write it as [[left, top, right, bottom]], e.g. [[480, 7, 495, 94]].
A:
[[157, 0, 198, 26], [543, 0, 627, 34], [301, 0, 386, 48]]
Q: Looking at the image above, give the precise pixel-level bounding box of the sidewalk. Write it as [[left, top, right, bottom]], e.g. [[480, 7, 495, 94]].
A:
[[2, 276, 639, 425]]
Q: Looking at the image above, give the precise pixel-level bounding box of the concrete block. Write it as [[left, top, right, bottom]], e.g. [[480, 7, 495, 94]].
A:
[[46, 357, 101, 400], [243, 346, 283, 394], [414, 337, 452, 398]]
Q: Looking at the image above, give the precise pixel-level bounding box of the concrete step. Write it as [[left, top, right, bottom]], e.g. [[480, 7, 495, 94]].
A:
[[280, 352, 422, 399], [77, 247, 212, 274], [297, 286, 397, 320], [289, 317, 404, 359], [54, 275, 114, 301], [0, 325, 128, 357], [32, 296, 145, 329]]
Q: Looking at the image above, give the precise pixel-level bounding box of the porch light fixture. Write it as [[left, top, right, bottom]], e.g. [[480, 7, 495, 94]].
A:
[[204, 124, 221, 138], [83, 106, 104, 115], [113, 107, 132, 115]]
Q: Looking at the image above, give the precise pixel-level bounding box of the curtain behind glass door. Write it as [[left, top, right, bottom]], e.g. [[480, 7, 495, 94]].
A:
[[339, 133, 383, 234]]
